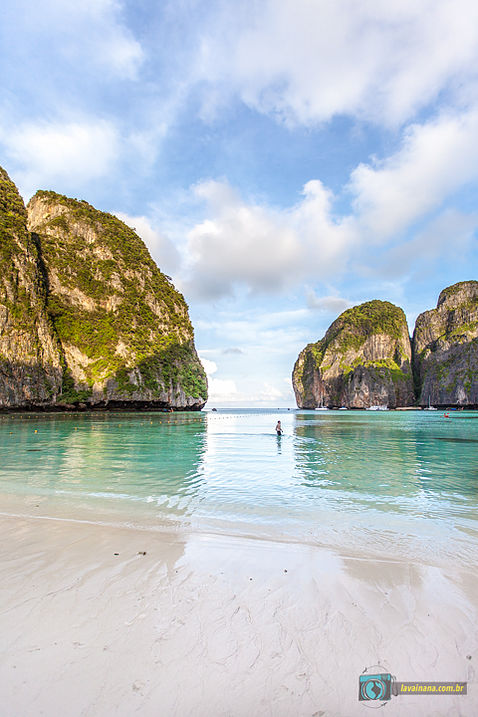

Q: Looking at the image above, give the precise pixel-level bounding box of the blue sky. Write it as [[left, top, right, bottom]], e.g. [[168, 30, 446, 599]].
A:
[[1, 0, 477, 405]]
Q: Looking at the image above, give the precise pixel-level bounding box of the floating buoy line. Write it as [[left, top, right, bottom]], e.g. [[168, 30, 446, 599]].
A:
[[2, 409, 292, 436]]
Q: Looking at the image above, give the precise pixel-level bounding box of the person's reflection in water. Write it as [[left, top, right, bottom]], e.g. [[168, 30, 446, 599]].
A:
[[276, 432, 282, 454]]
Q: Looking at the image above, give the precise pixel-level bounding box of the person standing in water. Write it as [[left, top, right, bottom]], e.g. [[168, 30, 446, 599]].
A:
[[276, 420, 283, 435]]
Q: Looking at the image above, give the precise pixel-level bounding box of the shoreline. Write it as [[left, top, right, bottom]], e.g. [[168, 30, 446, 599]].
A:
[[2, 487, 478, 573], [0, 403, 205, 414], [1, 406, 478, 414], [1, 513, 477, 716]]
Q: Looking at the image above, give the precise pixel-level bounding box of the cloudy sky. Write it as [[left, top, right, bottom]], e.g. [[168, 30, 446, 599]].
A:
[[1, 0, 477, 405]]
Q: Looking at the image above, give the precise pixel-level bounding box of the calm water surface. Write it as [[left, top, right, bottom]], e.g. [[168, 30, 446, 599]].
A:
[[1, 409, 477, 563]]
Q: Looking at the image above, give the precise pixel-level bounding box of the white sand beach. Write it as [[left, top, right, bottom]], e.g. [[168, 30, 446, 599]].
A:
[[1, 513, 477, 717]]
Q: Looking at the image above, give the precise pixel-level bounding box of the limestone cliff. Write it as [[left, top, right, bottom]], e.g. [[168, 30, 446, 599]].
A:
[[0, 165, 206, 410], [27, 191, 207, 409], [293, 300, 414, 408], [413, 281, 478, 407], [0, 168, 61, 407]]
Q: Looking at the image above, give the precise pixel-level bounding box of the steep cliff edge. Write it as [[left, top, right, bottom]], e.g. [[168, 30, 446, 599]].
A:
[[293, 300, 414, 408], [413, 281, 478, 407], [27, 191, 207, 409], [0, 168, 61, 407]]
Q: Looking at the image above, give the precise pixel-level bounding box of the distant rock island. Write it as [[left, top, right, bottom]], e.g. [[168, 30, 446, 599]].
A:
[[293, 300, 414, 409], [0, 166, 207, 410], [293, 282, 478, 409], [413, 281, 478, 407]]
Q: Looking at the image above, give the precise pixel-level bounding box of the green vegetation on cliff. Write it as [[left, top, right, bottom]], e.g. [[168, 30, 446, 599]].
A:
[[0, 167, 29, 247], [294, 301, 409, 390], [323, 300, 405, 353], [0, 171, 50, 353], [293, 299, 414, 409], [26, 190, 207, 406], [296, 284, 478, 409], [438, 280, 478, 306], [0, 171, 206, 409], [0, 168, 62, 406], [33, 190, 189, 327], [413, 281, 478, 406]]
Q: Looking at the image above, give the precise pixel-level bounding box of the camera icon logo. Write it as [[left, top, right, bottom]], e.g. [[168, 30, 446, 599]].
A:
[[359, 673, 392, 702]]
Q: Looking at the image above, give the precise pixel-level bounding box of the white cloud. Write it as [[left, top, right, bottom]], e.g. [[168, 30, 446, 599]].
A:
[[207, 378, 241, 403], [182, 104, 478, 299], [197, 0, 478, 127], [12, 0, 143, 79], [199, 357, 218, 377], [1, 120, 119, 197], [350, 108, 478, 240], [306, 291, 353, 313], [259, 383, 285, 401], [195, 311, 317, 372], [195, 310, 316, 407], [207, 376, 292, 405], [184, 179, 353, 298], [114, 213, 181, 275], [380, 209, 478, 279]]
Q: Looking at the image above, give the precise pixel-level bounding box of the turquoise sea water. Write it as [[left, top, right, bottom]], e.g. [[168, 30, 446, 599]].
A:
[[1, 409, 478, 564]]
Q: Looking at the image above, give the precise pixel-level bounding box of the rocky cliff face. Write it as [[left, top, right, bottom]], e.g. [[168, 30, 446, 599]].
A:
[[293, 300, 414, 408], [0, 167, 206, 409], [0, 168, 61, 407], [27, 191, 207, 409], [413, 281, 478, 407]]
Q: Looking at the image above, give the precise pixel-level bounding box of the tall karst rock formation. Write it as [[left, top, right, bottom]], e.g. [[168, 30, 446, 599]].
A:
[[0, 168, 61, 407], [413, 281, 478, 407], [293, 300, 414, 409], [0, 167, 207, 409]]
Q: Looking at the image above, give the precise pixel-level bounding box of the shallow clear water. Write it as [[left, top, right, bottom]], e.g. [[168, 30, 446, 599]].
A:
[[1, 409, 478, 563]]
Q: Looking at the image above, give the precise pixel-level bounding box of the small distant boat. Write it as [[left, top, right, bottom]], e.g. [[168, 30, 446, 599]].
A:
[[366, 405, 389, 411], [315, 405, 329, 411], [424, 396, 437, 411], [339, 406, 348, 410]]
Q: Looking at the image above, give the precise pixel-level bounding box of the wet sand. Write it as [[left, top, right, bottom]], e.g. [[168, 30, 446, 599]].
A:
[[1, 514, 477, 716]]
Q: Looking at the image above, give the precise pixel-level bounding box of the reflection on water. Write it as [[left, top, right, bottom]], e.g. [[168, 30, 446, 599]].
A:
[[295, 415, 478, 497], [0, 413, 208, 525], [0, 409, 477, 562]]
